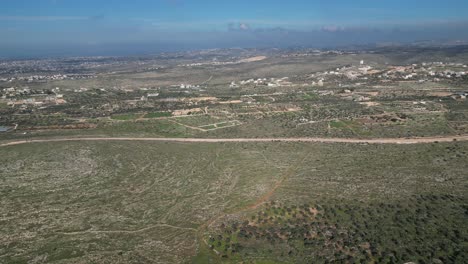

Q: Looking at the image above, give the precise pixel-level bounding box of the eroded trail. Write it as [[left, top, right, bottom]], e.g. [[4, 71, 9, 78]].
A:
[[1, 134, 468, 148], [57, 224, 197, 236], [195, 150, 310, 260], [248, 152, 310, 210]]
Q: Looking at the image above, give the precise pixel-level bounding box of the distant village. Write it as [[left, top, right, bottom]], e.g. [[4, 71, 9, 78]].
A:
[[0, 74, 95, 83], [1, 87, 66, 108], [1, 60, 467, 113]]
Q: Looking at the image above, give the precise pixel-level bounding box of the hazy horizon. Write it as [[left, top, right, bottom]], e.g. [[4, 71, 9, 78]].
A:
[[2, 0, 468, 57]]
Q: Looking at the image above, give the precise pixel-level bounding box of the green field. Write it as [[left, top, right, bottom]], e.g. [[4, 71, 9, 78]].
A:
[[1, 141, 467, 263], [144, 112, 172, 118], [110, 113, 142, 121]]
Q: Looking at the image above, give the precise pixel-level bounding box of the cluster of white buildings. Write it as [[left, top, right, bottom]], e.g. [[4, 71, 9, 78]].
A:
[[6, 95, 66, 108], [1, 86, 66, 107], [232, 77, 292, 88], [312, 60, 468, 84], [1, 87, 32, 98], [0, 74, 95, 83], [422, 62, 467, 67], [384, 63, 467, 81], [179, 84, 200, 89]]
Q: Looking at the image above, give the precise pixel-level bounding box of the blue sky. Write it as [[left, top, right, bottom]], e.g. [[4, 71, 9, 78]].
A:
[[1, 0, 468, 57]]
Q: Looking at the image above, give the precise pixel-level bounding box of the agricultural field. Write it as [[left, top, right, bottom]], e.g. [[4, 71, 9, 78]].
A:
[[144, 112, 172, 118]]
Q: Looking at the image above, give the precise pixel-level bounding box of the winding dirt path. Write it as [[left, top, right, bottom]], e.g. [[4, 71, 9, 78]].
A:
[[57, 224, 197, 236], [248, 152, 310, 210], [1, 135, 468, 148], [195, 150, 311, 260]]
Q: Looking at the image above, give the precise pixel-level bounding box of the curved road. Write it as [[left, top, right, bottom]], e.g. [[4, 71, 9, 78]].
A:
[[1, 135, 468, 147]]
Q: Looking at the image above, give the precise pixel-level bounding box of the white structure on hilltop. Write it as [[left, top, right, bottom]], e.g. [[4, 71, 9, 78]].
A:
[[229, 81, 238, 88]]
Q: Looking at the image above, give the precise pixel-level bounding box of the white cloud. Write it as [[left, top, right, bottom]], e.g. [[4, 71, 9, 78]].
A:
[[239, 23, 250, 30]]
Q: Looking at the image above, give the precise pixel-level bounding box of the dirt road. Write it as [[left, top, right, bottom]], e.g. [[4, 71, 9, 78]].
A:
[[1, 135, 468, 148]]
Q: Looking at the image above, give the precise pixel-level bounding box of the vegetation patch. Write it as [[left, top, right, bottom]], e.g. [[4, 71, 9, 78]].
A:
[[209, 197, 468, 263], [174, 115, 217, 126], [330, 120, 350, 128], [110, 113, 141, 120], [144, 112, 172, 118]]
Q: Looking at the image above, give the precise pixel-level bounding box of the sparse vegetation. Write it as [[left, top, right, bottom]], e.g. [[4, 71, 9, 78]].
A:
[[1, 46, 468, 263], [210, 197, 468, 263], [1, 141, 467, 263]]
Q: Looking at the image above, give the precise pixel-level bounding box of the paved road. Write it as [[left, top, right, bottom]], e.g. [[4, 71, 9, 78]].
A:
[[1, 135, 468, 147]]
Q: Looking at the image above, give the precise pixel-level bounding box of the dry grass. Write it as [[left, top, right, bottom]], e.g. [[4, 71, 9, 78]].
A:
[[1, 141, 467, 263]]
